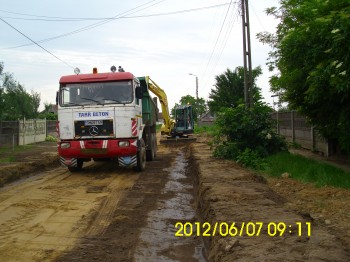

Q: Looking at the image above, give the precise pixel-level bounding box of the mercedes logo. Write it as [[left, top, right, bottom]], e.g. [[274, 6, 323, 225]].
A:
[[89, 126, 99, 136]]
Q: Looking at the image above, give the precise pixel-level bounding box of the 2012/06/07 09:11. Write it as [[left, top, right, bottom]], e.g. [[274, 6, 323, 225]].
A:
[[174, 221, 312, 237]]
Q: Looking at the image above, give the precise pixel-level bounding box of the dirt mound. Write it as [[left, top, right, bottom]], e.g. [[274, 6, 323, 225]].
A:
[[190, 139, 350, 261], [0, 142, 59, 186]]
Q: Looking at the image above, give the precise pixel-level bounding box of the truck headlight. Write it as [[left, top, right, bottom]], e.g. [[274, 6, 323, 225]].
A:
[[61, 142, 71, 149], [118, 141, 130, 147]]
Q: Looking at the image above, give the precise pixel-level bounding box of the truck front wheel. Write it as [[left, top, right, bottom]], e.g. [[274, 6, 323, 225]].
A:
[[68, 159, 83, 172], [134, 139, 146, 171]]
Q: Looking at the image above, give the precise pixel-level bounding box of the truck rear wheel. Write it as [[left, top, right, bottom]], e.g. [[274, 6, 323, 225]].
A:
[[134, 139, 146, 171], [146, 133, 156, 161]]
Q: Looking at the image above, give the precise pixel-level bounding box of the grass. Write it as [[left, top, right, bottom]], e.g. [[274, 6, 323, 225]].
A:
[[156, 123, 162, 132], [194, 124, 218, 136], [261, 151, 350, 188], [0, 144, 33, 153], [0, 156, 15, 163], [0, 144, 34, 163]]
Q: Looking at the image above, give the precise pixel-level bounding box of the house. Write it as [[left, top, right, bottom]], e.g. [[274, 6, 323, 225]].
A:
[[198, 111, 216, 126]]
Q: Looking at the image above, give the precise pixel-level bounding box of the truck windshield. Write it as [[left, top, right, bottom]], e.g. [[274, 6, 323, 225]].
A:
[[60, 81, 133, 106]]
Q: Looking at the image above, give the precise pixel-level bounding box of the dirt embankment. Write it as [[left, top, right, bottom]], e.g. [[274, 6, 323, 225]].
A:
[[190, 138, 350, 261], [0, 142, 59, 186]]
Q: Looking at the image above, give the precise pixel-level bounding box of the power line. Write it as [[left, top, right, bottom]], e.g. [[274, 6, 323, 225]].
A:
[[0, 2, 232, 22], [0, 17, 75, 69], [201, 1, 240, 88], [2, 0, 167, 50]]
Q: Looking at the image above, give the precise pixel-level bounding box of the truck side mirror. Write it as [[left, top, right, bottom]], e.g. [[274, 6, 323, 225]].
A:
[[135, 86, 143, 99], [56, 91, 59, 105]]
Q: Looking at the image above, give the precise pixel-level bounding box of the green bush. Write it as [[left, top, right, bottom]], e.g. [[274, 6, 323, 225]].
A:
[[236, 148, 267, 169], [213, 102, 287, 168], [45, 135, 57, 142]]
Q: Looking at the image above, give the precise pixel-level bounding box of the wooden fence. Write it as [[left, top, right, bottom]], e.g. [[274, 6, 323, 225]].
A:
[[271, 111, 330, 156]]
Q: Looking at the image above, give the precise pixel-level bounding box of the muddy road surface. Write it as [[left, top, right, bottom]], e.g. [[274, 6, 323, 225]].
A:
[[0, 138, 350, 261], [0, 145, 204, 262]]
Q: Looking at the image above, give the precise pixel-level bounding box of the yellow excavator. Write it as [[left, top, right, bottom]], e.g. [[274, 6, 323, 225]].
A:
[[138, 76, 195, 139]]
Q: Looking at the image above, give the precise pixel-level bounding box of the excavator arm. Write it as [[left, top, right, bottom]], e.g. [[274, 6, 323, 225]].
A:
[[138, 76, 175, 136]]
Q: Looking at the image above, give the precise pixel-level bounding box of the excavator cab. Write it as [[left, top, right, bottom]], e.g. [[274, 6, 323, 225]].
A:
[[173, 105, 194, 137]]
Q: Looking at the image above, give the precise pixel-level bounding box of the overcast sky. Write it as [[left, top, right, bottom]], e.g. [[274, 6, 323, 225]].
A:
[[0, 0, 280, 111]]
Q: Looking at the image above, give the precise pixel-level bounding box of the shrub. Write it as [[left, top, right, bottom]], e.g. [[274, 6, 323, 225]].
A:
[[213, 102, 287, 168], [45, 135, 57, 142]]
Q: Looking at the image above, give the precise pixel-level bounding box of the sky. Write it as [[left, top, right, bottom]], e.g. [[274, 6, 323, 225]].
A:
[[0, 0, 280, 111]]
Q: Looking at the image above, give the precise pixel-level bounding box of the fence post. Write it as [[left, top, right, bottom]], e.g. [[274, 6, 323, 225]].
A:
[[12, 133, 15, 152], [291, 110, 295, 143], [276, 111, 280, 134], [311, 126, 315, 151]]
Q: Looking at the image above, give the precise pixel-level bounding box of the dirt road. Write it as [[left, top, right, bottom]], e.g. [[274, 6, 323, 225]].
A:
[[0, 138, 349, 261], [0, 161, 138, 261]]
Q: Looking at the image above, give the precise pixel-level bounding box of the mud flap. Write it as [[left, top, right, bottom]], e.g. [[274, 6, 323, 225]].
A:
[[60, 157, 78, 167], [118, 156, 137, 167]]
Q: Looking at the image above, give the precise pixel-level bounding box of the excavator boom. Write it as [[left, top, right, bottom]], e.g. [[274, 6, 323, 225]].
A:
[[138, 76, 174, 136]]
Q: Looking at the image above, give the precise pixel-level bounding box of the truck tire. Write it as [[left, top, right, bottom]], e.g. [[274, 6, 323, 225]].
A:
[[68, 159, 83, 172], [146, 133, 156, 161], [134, 139, 146, 171], [153, 133, 158, 158]]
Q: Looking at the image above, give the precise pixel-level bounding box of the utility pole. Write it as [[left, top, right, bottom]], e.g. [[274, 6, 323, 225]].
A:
[[189, 73, 199, 99], [241, 0, 253, 108]]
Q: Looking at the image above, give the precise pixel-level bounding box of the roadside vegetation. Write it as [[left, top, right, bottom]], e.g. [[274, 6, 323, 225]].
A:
[[0, 144, 33, 163], [192, 0, 350, 189], [258, 0, 350, 155], [0, 61, 56, 121], [262, 151, 350, 189]]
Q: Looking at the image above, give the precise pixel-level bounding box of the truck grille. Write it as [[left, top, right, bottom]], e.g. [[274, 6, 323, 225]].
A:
[[74, 120, 114, 137]]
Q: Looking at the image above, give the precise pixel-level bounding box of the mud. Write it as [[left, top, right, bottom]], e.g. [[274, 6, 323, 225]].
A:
[[0, 137, 349, 261], [134, 150, 206, 262], [54, 146, 208, 262]]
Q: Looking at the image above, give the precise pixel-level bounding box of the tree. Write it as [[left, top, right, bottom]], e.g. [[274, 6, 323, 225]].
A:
[[258, 0, 350, 153], [0, 62, 4, 120], [38, 102, 58, 120], [0, 62, 41, 120], [208, 66, 262, 113], [171, 95, 207, 122]]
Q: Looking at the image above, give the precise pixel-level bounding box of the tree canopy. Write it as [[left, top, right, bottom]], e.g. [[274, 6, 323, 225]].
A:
[[258, 0, 350, 152], [208, 66, 262, 112], [0, 62, 41, 120]]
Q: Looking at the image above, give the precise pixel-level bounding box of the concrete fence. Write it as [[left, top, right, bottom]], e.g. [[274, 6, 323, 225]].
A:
[[18, 119, 47, 146], [0, 119, 57, 148], [272, 111, 331, 156]]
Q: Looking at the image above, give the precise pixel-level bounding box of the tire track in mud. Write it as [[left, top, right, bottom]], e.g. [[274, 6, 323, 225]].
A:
[[0, 163, 139, 262], [87, 174, 138, 236], [55, 147, 192, 262]]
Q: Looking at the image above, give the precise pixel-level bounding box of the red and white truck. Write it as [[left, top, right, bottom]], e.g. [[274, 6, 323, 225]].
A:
[[56, 66, 158, 172]]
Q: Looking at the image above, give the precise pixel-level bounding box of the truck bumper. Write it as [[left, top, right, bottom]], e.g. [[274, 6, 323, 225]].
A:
[[58, 139, 138, 159]]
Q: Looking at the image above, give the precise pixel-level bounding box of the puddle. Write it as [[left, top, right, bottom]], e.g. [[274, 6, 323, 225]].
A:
[[134, 151, 207, 262]]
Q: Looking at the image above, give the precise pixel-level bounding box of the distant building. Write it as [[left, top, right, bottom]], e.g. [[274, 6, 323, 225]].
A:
[[198, 111, 216, 126], [40, 104, 58, 115], [48, 105, 58, 115]]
